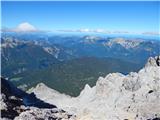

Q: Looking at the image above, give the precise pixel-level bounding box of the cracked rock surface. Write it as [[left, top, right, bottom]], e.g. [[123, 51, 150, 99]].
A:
[[31, 56, 160, 120]]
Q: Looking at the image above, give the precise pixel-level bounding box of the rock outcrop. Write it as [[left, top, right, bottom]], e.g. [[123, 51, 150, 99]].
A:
[[0, 78, 75, 120], [31, 56, 160, 120], [14, 107, 76, 120], [1, 78, 24, 119], [1, 56, 160, 120]]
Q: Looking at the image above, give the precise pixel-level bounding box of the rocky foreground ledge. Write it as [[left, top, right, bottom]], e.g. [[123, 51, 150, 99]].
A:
[[0, 77, 76, 120], [31, 56, 160, 120], [1, 56, 160, 120]]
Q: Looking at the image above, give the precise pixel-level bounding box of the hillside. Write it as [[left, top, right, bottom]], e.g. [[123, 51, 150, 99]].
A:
[[11, 57, 141, 96], [1, 34, 160, 96]]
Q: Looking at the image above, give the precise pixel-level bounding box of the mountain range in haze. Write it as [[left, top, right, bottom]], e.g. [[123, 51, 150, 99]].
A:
[[1, 32, 160, 96]]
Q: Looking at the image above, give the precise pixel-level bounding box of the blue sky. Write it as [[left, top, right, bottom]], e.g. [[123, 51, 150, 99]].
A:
[[1, 1, 159, 33]]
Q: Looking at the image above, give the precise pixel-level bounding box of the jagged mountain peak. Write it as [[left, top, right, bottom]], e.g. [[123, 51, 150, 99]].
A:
[[145, 56, 160, 67], [31, 56, 160, 120]]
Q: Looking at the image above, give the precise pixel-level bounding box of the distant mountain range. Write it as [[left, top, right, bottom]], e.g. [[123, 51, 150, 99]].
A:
[[1, 32, 160, 96]]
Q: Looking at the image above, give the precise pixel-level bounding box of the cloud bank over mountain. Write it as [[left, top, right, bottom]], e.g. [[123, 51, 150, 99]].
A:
[[57, 28, 159, 35], [1, 22, 39, 32], [13, 22, 38, 32], [1, 22, 159, 35]]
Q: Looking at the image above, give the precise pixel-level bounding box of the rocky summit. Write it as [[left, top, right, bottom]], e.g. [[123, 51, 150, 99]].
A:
[[30, 56, 160, 120], [1, 56, 160, 120]]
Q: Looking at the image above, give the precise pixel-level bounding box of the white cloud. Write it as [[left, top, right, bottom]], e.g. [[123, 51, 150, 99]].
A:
[[142, 32, 160, 35], [13, 22, 38, 32], [77, 28, 107, 33], [59, 28, 113, 34], [1, 22, 38, 32], [78, 28, 90, 32]]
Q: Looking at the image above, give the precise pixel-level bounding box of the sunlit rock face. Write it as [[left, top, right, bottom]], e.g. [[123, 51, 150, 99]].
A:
[[32, 56, 160, 120]]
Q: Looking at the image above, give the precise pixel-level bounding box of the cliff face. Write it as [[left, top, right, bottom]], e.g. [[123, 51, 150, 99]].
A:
[[31, 56, 160, 120], [1, 77, 24, 119], [0, 78, 75, 120]]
